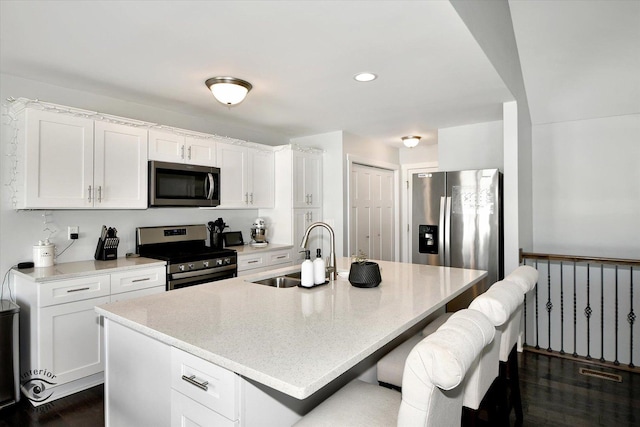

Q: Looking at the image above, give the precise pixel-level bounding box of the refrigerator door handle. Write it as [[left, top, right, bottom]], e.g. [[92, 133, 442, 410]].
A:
[[444, 196, 452, 266], [439, 196, 446, 266]]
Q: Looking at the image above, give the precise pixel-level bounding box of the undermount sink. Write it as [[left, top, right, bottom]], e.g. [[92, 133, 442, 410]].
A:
[[252, 276, 301, 288]]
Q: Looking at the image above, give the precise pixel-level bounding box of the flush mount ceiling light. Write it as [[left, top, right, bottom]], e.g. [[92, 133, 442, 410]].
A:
[[402, 135, 421, 148], [354, 72, 377, 82], [205, 77, 253, 106]]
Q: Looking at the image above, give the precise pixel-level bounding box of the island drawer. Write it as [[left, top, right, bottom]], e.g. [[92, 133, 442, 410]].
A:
[[38, 274, 110, 307], [110, 266, 166, 295], [238, 253, 266, 271], [171, 347, 240, 421]]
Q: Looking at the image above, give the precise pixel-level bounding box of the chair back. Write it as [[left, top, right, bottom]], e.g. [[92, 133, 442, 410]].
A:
[[487, 280, 525, 362], [505, 265, 538, 293], [397, 311, 490, 427]]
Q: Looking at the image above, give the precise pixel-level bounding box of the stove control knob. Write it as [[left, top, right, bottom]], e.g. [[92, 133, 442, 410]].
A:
[[224, 258, 231, 265], [188, 263, 195, 270], [179, 265, 185, 272], [216, 259, 223, 266], [203, 261, 209, 268]]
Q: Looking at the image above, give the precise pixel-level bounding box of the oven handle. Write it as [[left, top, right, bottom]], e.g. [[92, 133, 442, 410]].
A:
[[171, 265, 237, 280]]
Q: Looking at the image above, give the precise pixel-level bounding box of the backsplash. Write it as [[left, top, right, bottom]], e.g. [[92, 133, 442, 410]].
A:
[[1, 208, 260, 273]]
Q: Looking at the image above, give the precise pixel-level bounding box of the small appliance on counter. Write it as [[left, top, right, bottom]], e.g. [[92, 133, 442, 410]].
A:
[[33, 239, 54, 267], [250, 218, 268, 248], [94, 226, 119, 261], [207, 218, 228, 250]]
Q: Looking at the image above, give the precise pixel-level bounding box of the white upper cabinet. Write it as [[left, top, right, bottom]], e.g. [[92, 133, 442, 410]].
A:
[[148, 129, 216, 167], [17, 108, 148, 209], [216, 142, 274, 208], [94, 122, 148, 209], [293, 150, 322, 208]]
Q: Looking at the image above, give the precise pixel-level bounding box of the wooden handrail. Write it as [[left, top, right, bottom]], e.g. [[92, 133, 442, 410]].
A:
[[519, 249, 640, 267]]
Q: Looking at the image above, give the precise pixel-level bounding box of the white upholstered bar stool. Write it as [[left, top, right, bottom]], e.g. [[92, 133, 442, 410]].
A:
[[294, 318, 490, 427]]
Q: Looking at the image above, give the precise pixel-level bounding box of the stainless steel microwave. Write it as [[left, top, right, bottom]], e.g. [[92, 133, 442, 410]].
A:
[[149, 161, 220, 207]]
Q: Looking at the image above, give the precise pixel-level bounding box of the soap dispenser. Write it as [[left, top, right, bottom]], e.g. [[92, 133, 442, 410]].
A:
[[301, 250, 314, 287], [313, 248, 326, 285]]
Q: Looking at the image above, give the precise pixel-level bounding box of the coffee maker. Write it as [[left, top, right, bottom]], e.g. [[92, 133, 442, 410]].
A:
[[250, 218, 268, 247]]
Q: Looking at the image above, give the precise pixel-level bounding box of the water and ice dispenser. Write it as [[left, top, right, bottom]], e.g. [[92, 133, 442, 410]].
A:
[[418, 225, 438, 254]]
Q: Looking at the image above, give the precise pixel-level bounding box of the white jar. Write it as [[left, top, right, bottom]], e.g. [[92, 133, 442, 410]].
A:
[[33, 240, 55, 267], [300, 250, 314, 288]]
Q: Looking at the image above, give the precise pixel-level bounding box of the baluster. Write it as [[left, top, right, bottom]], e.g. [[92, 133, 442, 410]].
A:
[[600, 264, 605, 363], [547, 259, 552, 352], [573, 262, 578, 358], [614, 265, 619, 365], [629, 266, 635, 368], [560, 261, 565, 355], [585, 264, 592, 360], [535, 259, 540, 350]]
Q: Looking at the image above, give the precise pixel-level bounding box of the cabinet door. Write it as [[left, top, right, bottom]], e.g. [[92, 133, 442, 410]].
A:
[[38, 296, 110, 386], [171, 390, 238, 427], [247, 148, 274, 208], [292, 151, 323, 208], [23, 109, 94, 208], [186, 136, 217, 167], [148, 129, 185, 162], [216, 142, 248, 207], [294, 208, 322, 263], [94, 122, 148, 209]]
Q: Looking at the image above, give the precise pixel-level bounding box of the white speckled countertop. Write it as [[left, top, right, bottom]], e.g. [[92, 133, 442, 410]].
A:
[[11, 257, 166, 282], [96, 258, 486, 399]]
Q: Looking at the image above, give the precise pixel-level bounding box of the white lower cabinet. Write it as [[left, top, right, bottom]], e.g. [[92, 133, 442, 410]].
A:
[[12, 263, 166, 404], [172, 389, 238, 427], [237, 248, 293, 277]]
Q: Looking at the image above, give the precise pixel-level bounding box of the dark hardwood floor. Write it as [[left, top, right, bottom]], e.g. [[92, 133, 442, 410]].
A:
[[1, 351, 638, 426]]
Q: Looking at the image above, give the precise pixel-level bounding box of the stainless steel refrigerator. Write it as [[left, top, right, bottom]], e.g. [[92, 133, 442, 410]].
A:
[[412, 169, 503, 291]]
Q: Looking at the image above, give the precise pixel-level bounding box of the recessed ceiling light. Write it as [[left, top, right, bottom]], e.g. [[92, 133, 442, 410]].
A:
[[354, 72, 377, 82]]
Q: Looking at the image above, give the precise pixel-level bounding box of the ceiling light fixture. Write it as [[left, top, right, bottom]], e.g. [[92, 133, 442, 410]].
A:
[[401, 135, 421, 148], [354, 72, 377, 82], [205, 76, 253, 106]]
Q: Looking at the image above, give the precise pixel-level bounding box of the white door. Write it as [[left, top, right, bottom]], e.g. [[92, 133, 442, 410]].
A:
[[24, 109, 94, 208], [216, 142, 248, 207], [350, 164, 395, 261], [247, 148, 274, 208], [94, 122, 148, 209], [148, 129, 185, 163], [186, 136, 217, 167], [39, 296, 110, 386]]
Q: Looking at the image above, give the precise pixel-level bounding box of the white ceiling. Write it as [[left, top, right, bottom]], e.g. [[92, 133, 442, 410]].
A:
[[1, 1, 637, 147]]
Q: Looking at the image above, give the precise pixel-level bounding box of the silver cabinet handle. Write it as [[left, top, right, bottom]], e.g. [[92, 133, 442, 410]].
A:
[[98, 186, 102, 203], [181, 374, 208, 391], [132, 277, 150, 283], [309, 194, 312, 205], [181, 145, 185, 160], [248, 260, 259, 264], [275, 255, 286, 259], [67, 287, 90, 293], [188, 146, 192, 160], [250, 193, 254, 204], [245, 193, 249, 204], [88, 185, 92, 202]]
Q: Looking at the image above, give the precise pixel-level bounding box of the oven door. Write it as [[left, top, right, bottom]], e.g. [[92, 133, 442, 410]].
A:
[[149, 161, 220, 207], [168, 265, 236, 290]]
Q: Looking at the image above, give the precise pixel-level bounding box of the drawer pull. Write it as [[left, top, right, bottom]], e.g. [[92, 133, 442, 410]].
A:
[[132, 277, 151, 283], [67, 287, 90, 293], [248, 260, 259, 264], [182, 374, 208, 391], [275, 255, 286, 259]]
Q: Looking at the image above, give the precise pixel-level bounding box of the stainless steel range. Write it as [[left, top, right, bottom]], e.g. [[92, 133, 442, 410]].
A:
[[136, 224, 237, 290]]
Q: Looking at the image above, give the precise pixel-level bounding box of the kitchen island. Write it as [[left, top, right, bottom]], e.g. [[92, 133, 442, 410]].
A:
[[96, 258, 486, 426]]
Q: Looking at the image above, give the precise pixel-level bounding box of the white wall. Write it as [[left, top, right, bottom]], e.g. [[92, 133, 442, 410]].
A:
[[532, 114, 640, 259], [0, 74, 287, 276], [399, 143, 439, 166], [437, 120, 504, 171]]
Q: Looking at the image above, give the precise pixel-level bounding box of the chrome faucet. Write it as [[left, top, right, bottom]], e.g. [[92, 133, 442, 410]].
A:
[[300, 221, 337, 281]]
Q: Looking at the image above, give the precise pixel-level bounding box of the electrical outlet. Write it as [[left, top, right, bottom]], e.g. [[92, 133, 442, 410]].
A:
[[68, 226, 79, 240]]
